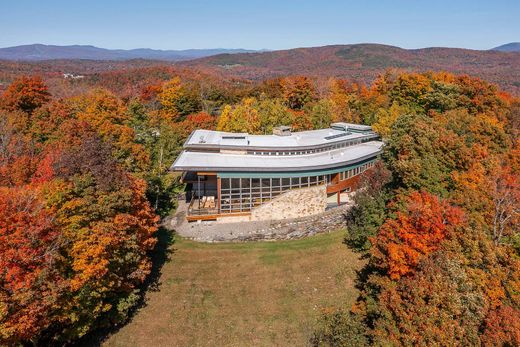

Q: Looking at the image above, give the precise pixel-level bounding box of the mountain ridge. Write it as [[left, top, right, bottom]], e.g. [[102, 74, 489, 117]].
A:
[[0, 44, 261, 61], [178, 43, 520, 94]]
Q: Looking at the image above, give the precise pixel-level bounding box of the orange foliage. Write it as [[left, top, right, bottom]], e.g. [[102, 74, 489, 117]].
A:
[[280, 76, 316, 110], [181, 112, 217, 134], [0, 186, 62, 342], [0, 75, 50, 114], [372, 191, 464, 280], [481, 306, 520, 346]]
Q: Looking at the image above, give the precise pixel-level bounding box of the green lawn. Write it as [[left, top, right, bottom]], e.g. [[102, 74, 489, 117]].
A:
[[103, 230, 363, 347]]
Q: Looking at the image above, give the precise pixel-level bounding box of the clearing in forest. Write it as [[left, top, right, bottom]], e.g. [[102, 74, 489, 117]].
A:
[[103, 230, 363, 347]]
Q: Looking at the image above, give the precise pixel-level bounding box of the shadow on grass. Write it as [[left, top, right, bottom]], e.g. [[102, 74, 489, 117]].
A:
[[73, 226, 176, 346]]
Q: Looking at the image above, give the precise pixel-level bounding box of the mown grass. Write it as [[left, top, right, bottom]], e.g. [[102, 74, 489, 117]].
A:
[[103, 230, 363, 347]]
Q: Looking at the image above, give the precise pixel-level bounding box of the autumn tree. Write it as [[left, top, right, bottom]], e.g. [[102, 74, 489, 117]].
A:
[[256, 98, 292, 133], [489, 166, 519, 245], [217, 97, 260, 133], [371, 102, 410, 139], [481, 306, 520, 346], [69, 89, 149, 172], [0, 186, 63, 344], [306, 99, 333, 129], [345, 161, 392, 251], [371, 191, 464, 280], [35, 122, 158, 341], [327, 78, 363, 123], [158, 77, 182, 117], [0, 76, 50, 114], [372, 253, 486, 346], [281, 76, 316, 110]]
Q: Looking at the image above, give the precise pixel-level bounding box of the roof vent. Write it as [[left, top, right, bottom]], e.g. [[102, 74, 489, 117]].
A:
[[273, 126, 291, 136]]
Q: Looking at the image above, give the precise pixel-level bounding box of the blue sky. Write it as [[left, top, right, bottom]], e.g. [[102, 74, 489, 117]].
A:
[[1, 0, 518, 50]]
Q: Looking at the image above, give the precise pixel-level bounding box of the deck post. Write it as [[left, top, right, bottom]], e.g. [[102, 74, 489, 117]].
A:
[[217, 176, 221, 214], [197, 175, 201, 210]]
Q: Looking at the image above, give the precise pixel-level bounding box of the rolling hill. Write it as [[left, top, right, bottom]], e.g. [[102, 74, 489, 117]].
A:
[[492, 42, 520, 52], [180, 44, 520, 94], [0, 44, 259, 61]]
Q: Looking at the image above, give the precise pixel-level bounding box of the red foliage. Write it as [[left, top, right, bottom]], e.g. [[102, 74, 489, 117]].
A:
[[182, 112, 217, 133], [372, 191, 465, 280], [481, 306, 520, 346], [1, 75, 50, 114], [0, 186, 62, 342], [139, 83, 163, 102]]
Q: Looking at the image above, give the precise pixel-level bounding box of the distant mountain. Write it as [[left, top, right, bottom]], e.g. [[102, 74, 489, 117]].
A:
[[0, 44, 260, 61], [180, 44, 520, 94], [492, 42, 520, 52]]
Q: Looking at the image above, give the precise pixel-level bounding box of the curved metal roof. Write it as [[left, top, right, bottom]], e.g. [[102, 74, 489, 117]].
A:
[[171, 141, 383, 173]]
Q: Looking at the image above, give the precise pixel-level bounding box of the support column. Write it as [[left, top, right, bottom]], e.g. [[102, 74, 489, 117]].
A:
[[217, 176, 221, 213], [337, 191, 341, 206]]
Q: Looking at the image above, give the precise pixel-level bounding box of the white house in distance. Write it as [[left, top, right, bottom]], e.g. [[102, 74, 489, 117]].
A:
[[170, 123, 383, 222]]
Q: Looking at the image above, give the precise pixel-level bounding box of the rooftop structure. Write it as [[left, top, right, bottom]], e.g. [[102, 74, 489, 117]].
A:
[[171, 123, 383, 222]]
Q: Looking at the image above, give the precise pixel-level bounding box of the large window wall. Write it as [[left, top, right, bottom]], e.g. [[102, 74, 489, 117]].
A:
[[219, 159, 376, 214], [220, 175, 327, 213]]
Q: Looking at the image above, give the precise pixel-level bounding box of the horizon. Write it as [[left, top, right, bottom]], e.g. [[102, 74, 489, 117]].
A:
[[1, 41, 518, 52], [1, 0, 518, 51]]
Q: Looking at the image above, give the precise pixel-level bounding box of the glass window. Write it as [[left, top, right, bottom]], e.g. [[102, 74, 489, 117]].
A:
[[231, 178, 240, 189], [221, 178, 230, 190], [241, 178, 251, 188], [251, 178, 261, 188]]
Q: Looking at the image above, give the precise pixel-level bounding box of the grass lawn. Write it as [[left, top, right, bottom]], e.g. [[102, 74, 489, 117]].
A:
[[102, 230, 363, 347]]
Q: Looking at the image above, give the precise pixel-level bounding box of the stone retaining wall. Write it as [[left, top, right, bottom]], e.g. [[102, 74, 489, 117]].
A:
[[250, 184, 327, 221], [234, 203, 349, 241]]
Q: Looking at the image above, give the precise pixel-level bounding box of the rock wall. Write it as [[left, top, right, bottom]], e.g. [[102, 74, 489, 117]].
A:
[[250, 185, 327, 221], [234, 204, 350, 241], [170, 186, 353, 243]]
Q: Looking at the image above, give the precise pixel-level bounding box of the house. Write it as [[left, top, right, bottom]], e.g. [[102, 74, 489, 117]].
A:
[[170, 123, 383, 222]]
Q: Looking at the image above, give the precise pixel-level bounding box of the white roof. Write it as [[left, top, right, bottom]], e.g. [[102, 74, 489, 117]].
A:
[[172, 141, 383, 172], [185, 128, 376, 149]]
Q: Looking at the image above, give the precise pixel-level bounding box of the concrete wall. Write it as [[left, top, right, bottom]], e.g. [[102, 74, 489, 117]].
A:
[[250, 184, 327, 221]]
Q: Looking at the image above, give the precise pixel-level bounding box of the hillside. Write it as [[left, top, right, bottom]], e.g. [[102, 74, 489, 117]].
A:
[[0, 44, 259, 61], [181, 44, 520, 94], [492, 42, 520, 52]]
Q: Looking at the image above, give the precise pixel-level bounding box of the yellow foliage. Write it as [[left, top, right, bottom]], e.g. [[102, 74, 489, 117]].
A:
[[216, 98, 260, 133], [372, 102, 407, 138], [158, 77, 182, 115]]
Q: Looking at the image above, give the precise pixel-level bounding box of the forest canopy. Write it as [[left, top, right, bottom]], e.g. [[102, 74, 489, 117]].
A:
[[1, 67, 518, 345]]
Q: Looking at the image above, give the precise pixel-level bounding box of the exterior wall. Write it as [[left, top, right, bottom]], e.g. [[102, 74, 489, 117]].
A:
[[185, 158, 378, 221], [250, 184, 327, 221]]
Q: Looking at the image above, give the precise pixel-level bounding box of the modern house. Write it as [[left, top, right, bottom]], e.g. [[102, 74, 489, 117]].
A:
[[171, 123, 383, 222]]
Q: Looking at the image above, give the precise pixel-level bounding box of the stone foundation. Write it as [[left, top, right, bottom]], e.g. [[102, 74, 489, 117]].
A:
[[170, 200, 352, 242], [250, 184, 327, 221]]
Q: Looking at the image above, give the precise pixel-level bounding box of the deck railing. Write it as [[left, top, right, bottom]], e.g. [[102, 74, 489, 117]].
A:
[[187, 197, 219, 216]]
